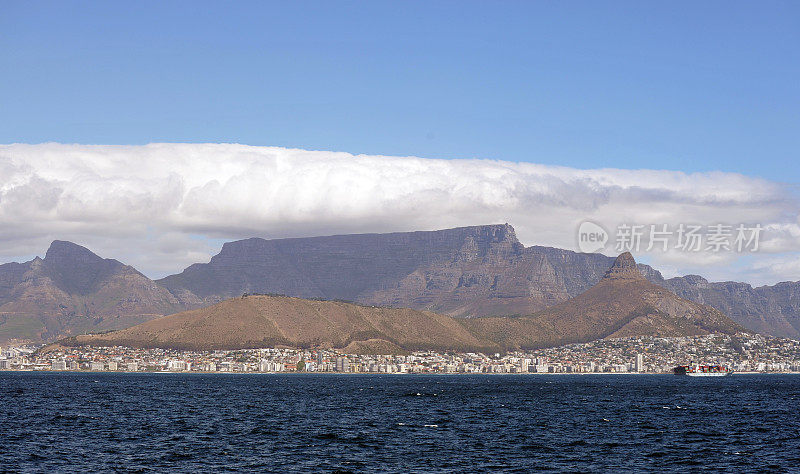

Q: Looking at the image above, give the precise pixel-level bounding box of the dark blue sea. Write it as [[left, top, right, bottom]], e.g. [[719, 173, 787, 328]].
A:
[[1, 373, 799, 472]]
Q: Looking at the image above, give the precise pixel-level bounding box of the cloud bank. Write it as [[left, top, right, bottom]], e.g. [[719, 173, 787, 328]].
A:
[[1, 143, 798, 284]]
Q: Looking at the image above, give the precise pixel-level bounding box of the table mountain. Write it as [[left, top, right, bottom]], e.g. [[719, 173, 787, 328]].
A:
[[0, 241, 183, 342], [157, 224, 634, 316]]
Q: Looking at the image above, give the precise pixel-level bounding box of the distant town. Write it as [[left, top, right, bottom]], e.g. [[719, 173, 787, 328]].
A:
[[3, 334, 800, 374]]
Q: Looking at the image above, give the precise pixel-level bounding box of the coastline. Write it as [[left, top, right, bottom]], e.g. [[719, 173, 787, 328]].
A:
[[3, 370, 800, 376]]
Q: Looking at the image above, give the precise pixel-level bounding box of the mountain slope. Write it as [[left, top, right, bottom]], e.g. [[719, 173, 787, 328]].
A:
[[65, 295, 499, 353], [0, 241, 183, 342], [464, 253, 744, 350]]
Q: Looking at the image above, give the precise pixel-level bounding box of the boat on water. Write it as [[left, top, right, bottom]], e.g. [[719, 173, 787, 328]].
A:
[[673, 364, 733, 376]]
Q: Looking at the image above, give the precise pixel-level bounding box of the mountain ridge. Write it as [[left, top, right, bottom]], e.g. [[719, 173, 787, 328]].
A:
[[63, 254, 744, 353], [463, 252, 744, 350], [2, 224, 799, 342]]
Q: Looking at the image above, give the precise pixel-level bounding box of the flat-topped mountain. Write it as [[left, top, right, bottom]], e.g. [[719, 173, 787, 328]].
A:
[[64, 295, 499, 354], [464, 253, 745, 350], [0, 241, 183, 342], [158, 224, 525, 304], [157, 224, 637, 317]]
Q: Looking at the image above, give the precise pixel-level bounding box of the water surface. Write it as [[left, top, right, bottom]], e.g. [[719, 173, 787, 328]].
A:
[[1, 373, 798, 472]]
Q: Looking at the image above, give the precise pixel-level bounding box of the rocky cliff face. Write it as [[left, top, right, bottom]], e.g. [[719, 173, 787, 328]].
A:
[[0, 241, 183, 342], [653, 274, 800, 338], [158, 224, 527, 305]]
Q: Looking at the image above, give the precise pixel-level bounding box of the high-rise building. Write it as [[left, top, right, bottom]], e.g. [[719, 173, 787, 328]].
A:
[[335, 357, 350, 372], [635, 354, 644, 373]]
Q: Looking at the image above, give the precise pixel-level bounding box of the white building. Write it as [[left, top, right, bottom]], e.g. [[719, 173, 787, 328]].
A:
[[202, 362, 217, 372], [168, 360, 187, 371]]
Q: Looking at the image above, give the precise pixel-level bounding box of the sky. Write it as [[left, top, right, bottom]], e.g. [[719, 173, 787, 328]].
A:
[[1, 2, 799, 284]]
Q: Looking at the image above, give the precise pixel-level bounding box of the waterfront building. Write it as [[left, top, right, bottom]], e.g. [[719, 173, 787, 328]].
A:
[[335, 357, 349, 372], [168, 360, 187, 371]]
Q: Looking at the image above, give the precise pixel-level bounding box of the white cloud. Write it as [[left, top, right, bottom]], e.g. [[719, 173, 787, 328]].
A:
[[0, 143, 798, 284]]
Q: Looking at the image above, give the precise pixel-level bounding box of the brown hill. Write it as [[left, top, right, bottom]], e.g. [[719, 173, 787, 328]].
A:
[[464, 252, 745, 350], [64, 295, 498, 353]]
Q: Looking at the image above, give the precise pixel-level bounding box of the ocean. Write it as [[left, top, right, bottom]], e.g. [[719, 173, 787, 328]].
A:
[[1, 373, 799, 472]]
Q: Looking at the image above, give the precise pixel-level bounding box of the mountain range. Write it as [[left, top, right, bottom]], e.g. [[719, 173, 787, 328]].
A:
[[2, 224, 798, 343], [61, 253, 743, 353]]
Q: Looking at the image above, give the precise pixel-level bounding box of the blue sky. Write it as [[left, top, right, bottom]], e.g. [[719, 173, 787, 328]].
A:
[[2, 1, 798, 181]]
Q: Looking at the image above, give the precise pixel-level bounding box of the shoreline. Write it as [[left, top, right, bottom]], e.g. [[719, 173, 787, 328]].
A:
[[3, 370, 800, 376]]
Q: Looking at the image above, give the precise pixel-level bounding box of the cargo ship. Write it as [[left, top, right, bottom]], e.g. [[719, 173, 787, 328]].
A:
[[672, 364, 732, 376]]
